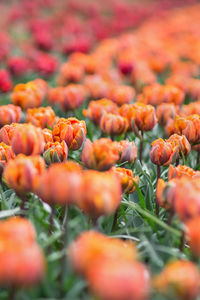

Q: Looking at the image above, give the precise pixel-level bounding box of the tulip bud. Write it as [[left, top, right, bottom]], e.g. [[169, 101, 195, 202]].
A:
[[174, 115, 200, 144], [11, 124, 45, 156], [47, 86, 65, 106], [77, 170, 122, 219], [0, 142, 15, 176], [100, 112, 128, 136], [111, 167, 139, 194], [131, 103, 157, 133], [83, 98, 118, 125], [27, 106, 56, 128], [154, 260, 200, 300], [0, 69, 12, 93], [68, 231, 137, 276], [87, 259, 151, 300], [168, 134, 191, 157], [43, 141, 68, 164], [0, 123, 21, 145], [108, 85, 135, 106], [0, 104, 22, 127], [117, 140, 137, 164], [53, 117, 86, 150], [150, 138, 178, 166], [59, 84, 87, 111], [42, 128, 53, 144], [82, 138, 119, 171], [3, 154, 46, 195], [57, 61, 84, 85], [156, 178, 176, 210]]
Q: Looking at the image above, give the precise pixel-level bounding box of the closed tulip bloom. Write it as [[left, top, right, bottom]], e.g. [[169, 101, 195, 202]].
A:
[[27, 106, 56, 129], [131, 103, 157, 133], [7, 56, 29, 77], [174, 115, 200, 144], [0, 69, 12, 93], [59, 84, 87, 111], [150, 138, 178, 166], [11, 124, 45, 156], [185, 217, 200, 257], [43, 141, 68, 164], [168, 134, 191, 157], [87, 259, 151, 300], [84, 75, 110, 99], [164, 118, 176, 137], [82, 138, 119, 171], [3, 154, 46, 195], [47, 86, 65, 106], [111, 167, 139, 194], [108, 85, 135, 106], [154, 260, 200, 300], [42, 128, 53, 144], [68, 231, 137, 276], [77, 170, 121, 219], [0, 241, 45, 287], [0, 104, 22, 127], [83, 98, 118, 125], [0, 217, 36, 245], [100, 113, 128, 136], [53, 118, 87, 150], [36, 162, 83, 206], [117, 140, 137, 164], [11, 79, 47, 110], [156, 179, 176, 210], [57, 62, 84, 85], [181, 101, 200, 116], [0, 123, 21, 145], [0, 142, 15, 176], [156, 103, 178, 126], [168, 165, 200, 180]]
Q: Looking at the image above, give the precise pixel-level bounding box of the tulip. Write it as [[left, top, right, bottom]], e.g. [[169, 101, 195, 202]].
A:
[[150, 138, 178, 166], [59, 84, 87, 111], [0, 217, 36, 244], [185, 216, 200, 257], [87, 259, 151, 300], [0, 104, 22, 127], [111, 167, 139, 194], [7, 56, 29, 77], [36, 162, 83, 206], [47, 86, 65, 106], [108, 85, 135, 106], [156, 103, 178, 126], [68, 231, 137, 276], [11, 78, 47, 109], [154, 260, 200, 300], [83, 98, 118, 125], [3, 154, 46, 196], [43, 141, 68, 164], [0, 123, 21, 145], [84, 74, 110, 99], [82, 138, 119, 171], [0, 142, 15, 179], [53, 117, 87, 150], [42, 128, 53, 144], [26, 106, 56, 129], [11, 124, 45, 156], [117, 140, 137, 164], [174, 115, 200, 144], [57, 62, 84, 85], [100, 112, 128, 136], [168, 134, 191, 160], [0, 69, 12, 93], [168, 165, 200, 180], [77, 170, 122, 220]]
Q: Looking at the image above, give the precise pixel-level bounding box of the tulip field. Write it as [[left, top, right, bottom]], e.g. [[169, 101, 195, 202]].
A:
[[2, 0, 200, 299]]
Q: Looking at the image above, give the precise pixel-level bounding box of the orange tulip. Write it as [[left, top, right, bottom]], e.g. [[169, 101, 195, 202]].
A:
[[168, 165, 200, 180], [156, 178, 176, 210], [181, 101, 200, 116], [43, 141, 68, 164], [0, 104, 21, 127], [27, 106, 56, 129], [154, 260, 200, 300], [100, 112, 128, 136], [108, 85, 135, 106], [0, 217, 36, 244], [87, 259, 151, 300], [0, 123, 21, 145], [57, 61, 84, 85], [111, 167, 139, 194], [81, 138, 119, 171], [156, 103, 178, 126], [150, 138, 178, 166], [117, 140, 137, 164], [174, 115, 200, 144], [77, 170, 122, 219], [11, 124, 45, 156], [3, 154, 46, 195], [167, 134, 191, 157], [42, 128, 53, 144], [0, 142, 15, 175], [68, 231, 137, 276], [83, 98, 118, 125], [185, 216, 200, 257], [131, 103, 157, 133], [47, 86, 64, 106], [59, 84, 87, 111], [11, 78, 47, 110], [36, 162, 83, 206], [53, 117, 86, 150]]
